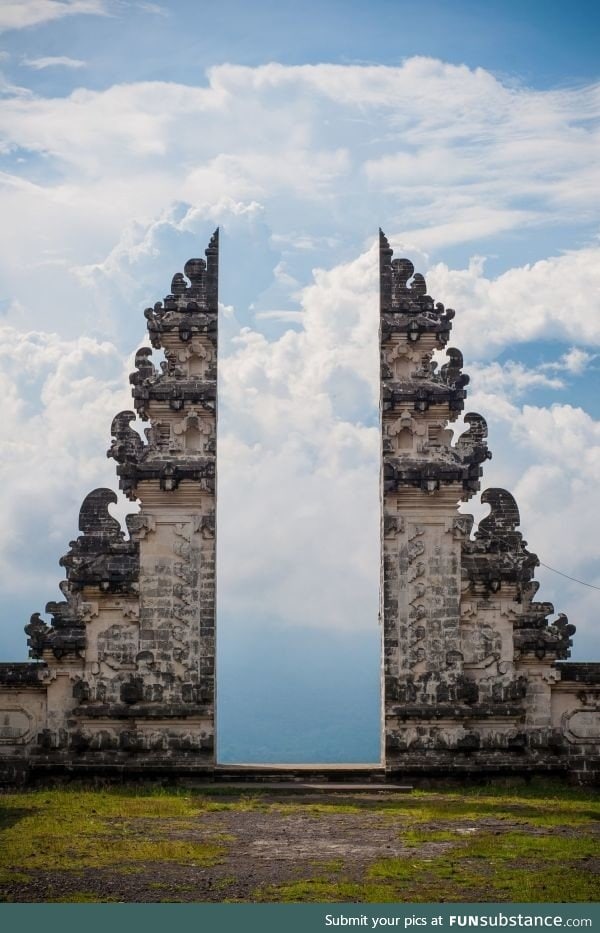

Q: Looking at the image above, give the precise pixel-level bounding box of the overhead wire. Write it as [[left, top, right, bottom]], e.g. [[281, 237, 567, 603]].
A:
[[470, 527, 600, 592]]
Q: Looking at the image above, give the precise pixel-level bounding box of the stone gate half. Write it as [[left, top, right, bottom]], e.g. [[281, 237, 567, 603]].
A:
[[379, 230, 600, 782], [0, 231, 219, 779]]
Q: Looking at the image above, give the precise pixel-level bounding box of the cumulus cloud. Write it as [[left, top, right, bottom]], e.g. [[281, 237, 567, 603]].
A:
[[542, 347, 598, 375], [425, 248, 600, 359], [0, 59, 597, 328], [467, 360, 564, 397], [0, 58, 599, 664], [1, 238, 599, 663], [0, 58, 596, 347], [216, 246, 380, 632], [0, 325, 132, 603], [214, 246, 600, 651]]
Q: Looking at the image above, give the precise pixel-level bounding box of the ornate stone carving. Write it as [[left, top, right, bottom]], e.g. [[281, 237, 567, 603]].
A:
[[1, 228, 599, 783], [379, 229, 597, 777]]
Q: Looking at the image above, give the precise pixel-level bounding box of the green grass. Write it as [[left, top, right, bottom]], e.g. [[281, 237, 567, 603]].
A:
[[372, 785, 600, 828], [252, 879, 395, 903], [0, 787, 227, 874], [365, 834, 600, 904], [274, 801, 362, 815], [0, 780, 598, 903], [253, 780, 599, 903]]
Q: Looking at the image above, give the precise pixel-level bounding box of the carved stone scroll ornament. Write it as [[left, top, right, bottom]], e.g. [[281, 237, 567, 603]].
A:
[[24, 489, 139, 658], [107, 411, 144, 465]]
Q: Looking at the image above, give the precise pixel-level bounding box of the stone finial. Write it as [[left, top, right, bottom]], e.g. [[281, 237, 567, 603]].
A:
[[440, 348, 469, 389], [166, 230, 219, 307], [140, 230, 220, 350], [59, 488, 138, 595], [108, 411, 144, 465], [24, 613, 51, 658], [460, 413, 488, 446], [379, 229, 455, 343], [77, 488, 123, 541], [379, 229, 393, 315], [205, 227, 219, 312], [130, 348, 156, 386], [456, 413, 491, 468], [184, 258, 206, 287], [477, 488, 521, 540]]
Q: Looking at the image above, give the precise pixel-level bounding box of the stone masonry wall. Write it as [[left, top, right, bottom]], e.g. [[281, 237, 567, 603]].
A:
[[0, 232, 219, 777], [379, 230, 600, 780]]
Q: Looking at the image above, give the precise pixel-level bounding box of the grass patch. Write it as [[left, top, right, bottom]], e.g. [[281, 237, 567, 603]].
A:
[[202, 794, 268, 813], [253, 879, 396, 903], [46, 892, 121, 903], [365, 829, 599, 903], [375, 786, 600, 829], [273, 802, 362, 816], [0, 870, 31, 884], [254, 781, 599, 903], [0, 788, 228, 874], [309, 858, 346, 873]]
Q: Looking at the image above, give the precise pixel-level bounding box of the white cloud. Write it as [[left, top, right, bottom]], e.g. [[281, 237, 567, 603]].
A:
[[0, 59, 596, 297], [0, 325, 132, 603], [22, 55, 86, 69], [0, 1, 109, 33], [467, 360, 564, 397], [216, 247, 380, 632], [0, 58, 599, 664], [1, 239, 599, 663], [135, 2, 168, 15], [425, 248, 600, 360], [542, 346, 598, 375], [255, 310, 304, 323], [216, 244, 599, 654]]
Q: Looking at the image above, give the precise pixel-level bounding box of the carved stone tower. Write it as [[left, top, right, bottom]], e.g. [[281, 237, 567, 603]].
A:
[[107, 228, 219, 763], [379, 230, 599, 779], [1, 231, 219, 774]]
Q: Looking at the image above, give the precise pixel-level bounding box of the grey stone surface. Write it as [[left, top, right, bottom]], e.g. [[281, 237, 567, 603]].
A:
[[379, 229, 600, 782], [1, 231, 219, 780]]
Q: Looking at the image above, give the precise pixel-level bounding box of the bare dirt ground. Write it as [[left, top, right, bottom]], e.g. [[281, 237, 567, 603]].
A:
[[1, 787, 598, 903], [3, 797, 408, 901]]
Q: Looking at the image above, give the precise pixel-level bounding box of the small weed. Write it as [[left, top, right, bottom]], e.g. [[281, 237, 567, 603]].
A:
[[402, 829, 463, 847], [254, 879, 396, 903], [273, 802, 362, 816], [46, 892, 120, 904], [309, 858, 346, 873], [204, 795, 268, 813]]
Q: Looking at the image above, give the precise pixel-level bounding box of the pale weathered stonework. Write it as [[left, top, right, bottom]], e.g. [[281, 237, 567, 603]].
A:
[[379, 230, 600, 783], [0, 231, 219, 781], [0, 229, 598, 784]]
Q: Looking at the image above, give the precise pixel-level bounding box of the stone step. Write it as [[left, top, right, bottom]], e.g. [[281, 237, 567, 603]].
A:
[[213, 763, 391, 785], [204, 780, 412, 794]]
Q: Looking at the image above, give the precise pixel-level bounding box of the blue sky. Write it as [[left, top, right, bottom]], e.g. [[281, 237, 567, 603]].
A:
[[5, 1, 600, 90], [0, 0, 599, 762]]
